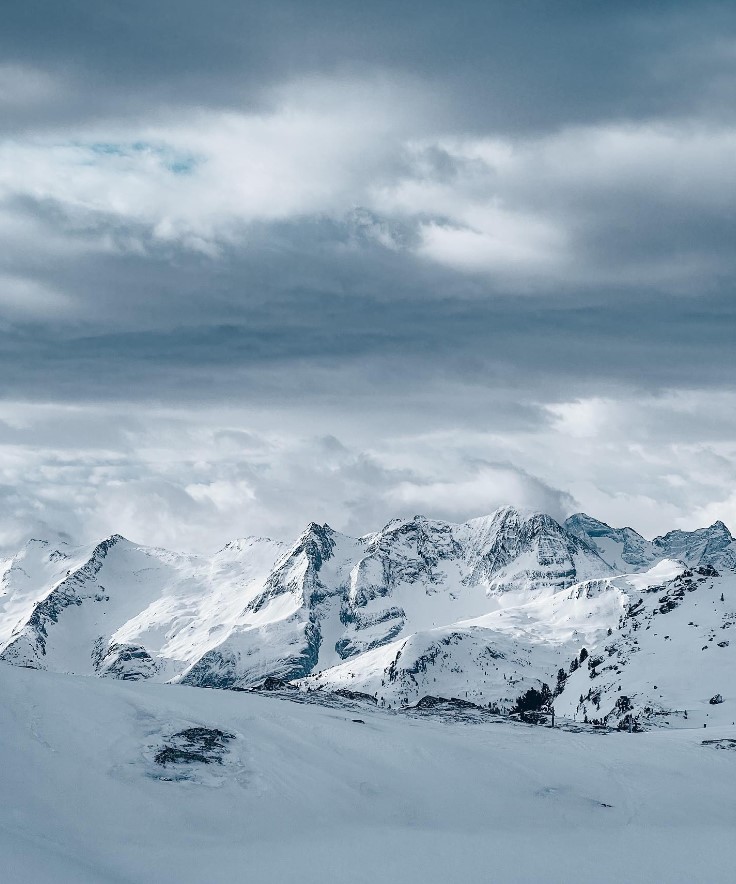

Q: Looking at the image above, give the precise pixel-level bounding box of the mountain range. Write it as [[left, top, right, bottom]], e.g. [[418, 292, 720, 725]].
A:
[[1, 505, 734, 730]]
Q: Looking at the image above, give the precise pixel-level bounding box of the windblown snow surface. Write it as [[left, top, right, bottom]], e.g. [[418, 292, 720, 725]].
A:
[[2, 663, 735, 884]]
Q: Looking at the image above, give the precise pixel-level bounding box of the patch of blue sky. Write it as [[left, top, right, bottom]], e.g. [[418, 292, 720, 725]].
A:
[[86, 141, 128, 157], [70, 139, 201, 174], [165, 156, 198, 175]]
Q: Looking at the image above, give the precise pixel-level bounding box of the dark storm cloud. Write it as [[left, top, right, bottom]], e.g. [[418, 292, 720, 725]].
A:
[[1, 196, 735, 414], [1, 250, 734, 411], [3, 1, 735, 133]]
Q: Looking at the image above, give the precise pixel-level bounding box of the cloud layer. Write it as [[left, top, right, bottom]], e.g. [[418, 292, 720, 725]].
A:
[[0, 2, 735, 551]]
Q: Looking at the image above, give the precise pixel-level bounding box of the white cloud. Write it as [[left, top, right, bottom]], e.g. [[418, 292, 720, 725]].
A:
[[0, 76, 425, 248], [432, 123, 736, 208], [2, 76, 734, 292], [546, 399, 614, 439], [417, 215, 564, 276], [386, 463, 572, 523], [1, 388, 734, 555]]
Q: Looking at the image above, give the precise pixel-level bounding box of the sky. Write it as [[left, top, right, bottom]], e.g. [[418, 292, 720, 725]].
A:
[[1, 1, 735, 553]]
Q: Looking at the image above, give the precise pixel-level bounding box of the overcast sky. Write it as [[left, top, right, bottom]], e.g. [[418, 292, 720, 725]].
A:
[[1, 1, 735, 553]]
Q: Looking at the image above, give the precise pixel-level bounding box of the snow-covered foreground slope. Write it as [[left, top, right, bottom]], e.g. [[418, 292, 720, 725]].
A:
[[1, 663, 735, 884]]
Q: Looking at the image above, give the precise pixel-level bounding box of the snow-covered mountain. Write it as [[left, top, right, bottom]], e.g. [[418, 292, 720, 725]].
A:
[[565, 512, 736, 572], [564, 513, 658, 571], [1, 505, 734, 731], [0, 507, 610, 686], [0, 534, 285, 682]]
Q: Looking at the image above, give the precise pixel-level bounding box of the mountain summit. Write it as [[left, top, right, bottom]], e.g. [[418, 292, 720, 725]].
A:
[[566, 513, 736, 572]]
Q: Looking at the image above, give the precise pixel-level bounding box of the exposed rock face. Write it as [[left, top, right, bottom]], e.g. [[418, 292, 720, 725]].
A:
[[179, 649, 241, 690], [652, 522, 736, 571], [567, 513, 736, 572], [0, 535, 125, 668], [176, 508, 614, 688], [93, 639, 160, 681], [412, 695, 481, 711], [335, 517, 461, 659], [154, 727, 235, 767], [250, 676, 298, 692], [180, 523, 356, 688], [247, 522, 339, 614], [464, 507, 611, 591], [565, 514, 656, 571], [330, 509, 612, 664]]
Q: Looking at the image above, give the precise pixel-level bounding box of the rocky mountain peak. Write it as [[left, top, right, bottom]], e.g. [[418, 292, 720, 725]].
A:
[[707, 520, 732, 538]]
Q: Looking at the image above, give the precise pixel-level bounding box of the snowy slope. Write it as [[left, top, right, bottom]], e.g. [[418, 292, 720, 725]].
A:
[[1, 663, 735, 884], [179, 522, 362, 688], [0, 534, 285, 681], [564, 513, 657, 571], [555, 560, 736, 730], [0, 538, 90, 649], [301, 565, 628, 710], [172, 507, 613, 691]]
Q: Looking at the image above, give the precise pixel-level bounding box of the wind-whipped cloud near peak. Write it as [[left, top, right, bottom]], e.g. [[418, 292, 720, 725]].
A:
[[0, 400, 572, 553], [385, 461, 574, 525]]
